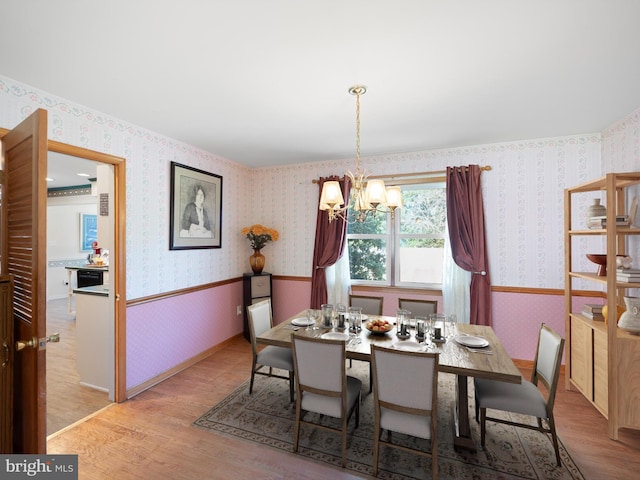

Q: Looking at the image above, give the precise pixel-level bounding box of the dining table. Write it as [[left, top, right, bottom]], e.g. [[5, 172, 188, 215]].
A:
[[256, 310, 522, 451]]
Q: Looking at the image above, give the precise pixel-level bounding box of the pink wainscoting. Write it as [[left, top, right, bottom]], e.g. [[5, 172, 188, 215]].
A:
[[492, 290, 602, 362], [272, 278, 311, 324], [126, 282, 244, 390], [125, 276, 602, 392]]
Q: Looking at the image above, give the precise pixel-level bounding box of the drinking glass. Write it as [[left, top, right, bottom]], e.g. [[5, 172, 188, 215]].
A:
[[447, 314, 457, 338], [348, 307, 362, 332], [305, 309, 316, 331], [321, 304, 334, 328]]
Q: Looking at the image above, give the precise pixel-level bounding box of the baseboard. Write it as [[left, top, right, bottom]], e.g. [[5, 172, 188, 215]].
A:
[[125, 334, 243, 398]]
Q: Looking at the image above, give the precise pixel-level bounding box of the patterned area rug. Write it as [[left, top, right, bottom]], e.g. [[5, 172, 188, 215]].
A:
[[194, 364, 585, 480]]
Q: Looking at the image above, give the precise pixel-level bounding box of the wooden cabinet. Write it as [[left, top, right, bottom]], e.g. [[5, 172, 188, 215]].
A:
[[565, 172, 640, 439], [242, 273, 272, 341]]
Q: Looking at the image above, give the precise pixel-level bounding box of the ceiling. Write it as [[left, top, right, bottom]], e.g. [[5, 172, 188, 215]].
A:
[[4, 0, 640, 181]]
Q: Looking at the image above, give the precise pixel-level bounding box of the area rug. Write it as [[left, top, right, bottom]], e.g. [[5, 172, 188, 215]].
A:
[[194, 364, 585, 480]]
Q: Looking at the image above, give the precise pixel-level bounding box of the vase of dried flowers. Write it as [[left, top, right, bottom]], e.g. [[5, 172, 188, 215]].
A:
[[241, 224, 279, 274], [249, 249, 266, 274]]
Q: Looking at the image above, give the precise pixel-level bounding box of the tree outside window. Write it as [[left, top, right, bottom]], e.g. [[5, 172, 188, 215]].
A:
[[347, 181, 446, 287]]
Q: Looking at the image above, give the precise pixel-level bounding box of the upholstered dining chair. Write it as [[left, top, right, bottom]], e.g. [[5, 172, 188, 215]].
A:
[[348, 294, 384, 372], [474, 323, 565, 466], [398, 298, 437, 318], [349, 294, 383, 316], [291, 333, 362, 467], [247, 299, 295, 402], [370, 345, 440, 479]]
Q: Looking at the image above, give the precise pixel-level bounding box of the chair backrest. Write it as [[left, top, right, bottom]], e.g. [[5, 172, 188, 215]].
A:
[[371, 345, 439, 414], [291, 334, 346, 395], [247, 299, 273, 355], [398, 298, 437, 317], [532, 323, 565, 409], [349, 295, 383, 315]]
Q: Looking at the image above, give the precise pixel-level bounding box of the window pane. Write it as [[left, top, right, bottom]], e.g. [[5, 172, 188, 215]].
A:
[[348, 238, 387, 281], [399, 188, 446, 235], [347, 210, 387, 234], [398, 239, 444, 284]]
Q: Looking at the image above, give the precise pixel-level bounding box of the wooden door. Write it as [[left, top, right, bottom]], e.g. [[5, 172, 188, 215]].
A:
[[0, 109, 48, 453]]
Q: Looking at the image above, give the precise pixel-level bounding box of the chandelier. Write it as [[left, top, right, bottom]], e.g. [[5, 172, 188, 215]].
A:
[[319, 85, 403, 223]]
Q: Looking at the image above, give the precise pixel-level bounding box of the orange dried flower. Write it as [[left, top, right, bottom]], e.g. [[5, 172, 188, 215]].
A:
[[242, 224, 279, 249]]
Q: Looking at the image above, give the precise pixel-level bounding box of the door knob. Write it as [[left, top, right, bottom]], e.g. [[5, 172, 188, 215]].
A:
[[16, 333, 60, 351]]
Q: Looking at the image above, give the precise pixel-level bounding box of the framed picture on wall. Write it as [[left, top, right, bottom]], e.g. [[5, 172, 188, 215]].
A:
[[80, 213, 98, 252], [169, 162, 223, 250]]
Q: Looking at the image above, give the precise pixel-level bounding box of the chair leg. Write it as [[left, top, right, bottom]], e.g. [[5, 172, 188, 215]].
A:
[[341, 418, 348, 467], [249, 361, 257, 394], [293, 406, 301, 453], [480, 408, 487, 447], [432, 439, 438, 480], [369, 362, 373, 393], [288, 370, 295, 402], [548, 414, 562, 467], [372, 427, 380, 476]]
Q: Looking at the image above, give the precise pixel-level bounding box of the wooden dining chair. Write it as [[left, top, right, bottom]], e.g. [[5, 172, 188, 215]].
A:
[[291, 333, 362, 467], [398, 298, 437, 317], [348, 294, 384, 372], [349, 294, 383, 315], [371, 345, 440, 478], [474, 323, 565, 466], [247, 299, 295, 402]]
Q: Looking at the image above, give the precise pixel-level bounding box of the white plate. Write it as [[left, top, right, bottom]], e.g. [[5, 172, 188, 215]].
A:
[[346, 314, 368, 321], [321, 332, 351, 341], [291, 317, 313, 327], [454, 335, 489, 348], [392, 340, 424, 352]]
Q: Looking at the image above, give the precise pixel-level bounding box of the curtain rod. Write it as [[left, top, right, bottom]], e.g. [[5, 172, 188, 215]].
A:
[[311, 165, 491, 184]]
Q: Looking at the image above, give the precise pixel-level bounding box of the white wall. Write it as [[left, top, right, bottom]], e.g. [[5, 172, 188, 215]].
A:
[[47, 195, 97, 300]]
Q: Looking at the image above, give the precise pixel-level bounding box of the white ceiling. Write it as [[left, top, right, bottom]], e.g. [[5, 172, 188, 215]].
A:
[[4, 0, 640, 180]]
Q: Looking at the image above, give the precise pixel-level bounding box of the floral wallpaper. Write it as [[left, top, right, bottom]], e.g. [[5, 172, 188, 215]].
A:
[[0, 73, 623, 297]]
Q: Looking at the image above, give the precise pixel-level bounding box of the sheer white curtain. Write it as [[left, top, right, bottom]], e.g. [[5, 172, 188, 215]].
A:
[[442, 221, 471, 324], [326, 247, 351, 307]]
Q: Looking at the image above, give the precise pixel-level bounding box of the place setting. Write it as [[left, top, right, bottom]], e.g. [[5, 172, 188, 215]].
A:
[[453, 333, 493, 354]]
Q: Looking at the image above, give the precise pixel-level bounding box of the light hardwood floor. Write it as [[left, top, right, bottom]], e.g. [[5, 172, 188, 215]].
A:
[[46, 298, 112, 435], [47, 334, 640, 479]]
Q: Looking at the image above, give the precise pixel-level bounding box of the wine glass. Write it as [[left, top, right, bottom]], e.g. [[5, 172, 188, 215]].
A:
[[447, 314, 457, 338], [305, 309, 315, 331]]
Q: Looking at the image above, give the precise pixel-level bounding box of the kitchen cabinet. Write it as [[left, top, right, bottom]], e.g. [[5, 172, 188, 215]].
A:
[[73, 285, 113, 398], [564, 172, 640, 439]]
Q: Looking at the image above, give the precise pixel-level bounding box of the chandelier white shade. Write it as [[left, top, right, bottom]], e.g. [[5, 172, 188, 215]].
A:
[[319, 85, 403, 223]]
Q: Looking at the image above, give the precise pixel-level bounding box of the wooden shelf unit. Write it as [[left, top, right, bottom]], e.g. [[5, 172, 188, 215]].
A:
[[564, 172, 640, 440]]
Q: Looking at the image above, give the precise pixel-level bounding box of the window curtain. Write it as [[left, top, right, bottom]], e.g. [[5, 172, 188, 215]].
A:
[[326, 247, 351, 307], [446, 165, 492, 326], [442, 220, 471, 324], [310, 176, 350, 309]]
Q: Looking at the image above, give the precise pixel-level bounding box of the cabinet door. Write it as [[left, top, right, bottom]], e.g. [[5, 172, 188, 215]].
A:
[[251, 275, 271, 298], [593, 329, 608, 415], [570, 318, 593, 398]]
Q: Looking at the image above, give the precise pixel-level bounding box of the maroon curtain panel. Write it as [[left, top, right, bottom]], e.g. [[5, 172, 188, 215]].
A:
[[310, 176, 350, 309], [446, 165, 492, 326]]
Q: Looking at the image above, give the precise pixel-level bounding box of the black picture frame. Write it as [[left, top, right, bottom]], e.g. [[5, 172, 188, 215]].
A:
[[169, 162, 222, 250]]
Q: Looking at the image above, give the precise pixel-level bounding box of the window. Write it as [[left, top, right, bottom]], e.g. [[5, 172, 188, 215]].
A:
[[347, 181, 446, 288]]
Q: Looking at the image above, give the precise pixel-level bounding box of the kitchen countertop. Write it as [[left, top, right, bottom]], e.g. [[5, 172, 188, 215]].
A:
[[73, 285, 110, 297]]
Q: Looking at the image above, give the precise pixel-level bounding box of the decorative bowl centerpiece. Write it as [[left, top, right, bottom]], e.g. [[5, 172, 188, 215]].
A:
[[365, 319, 393, 335], [586, 254, 608, 276]]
